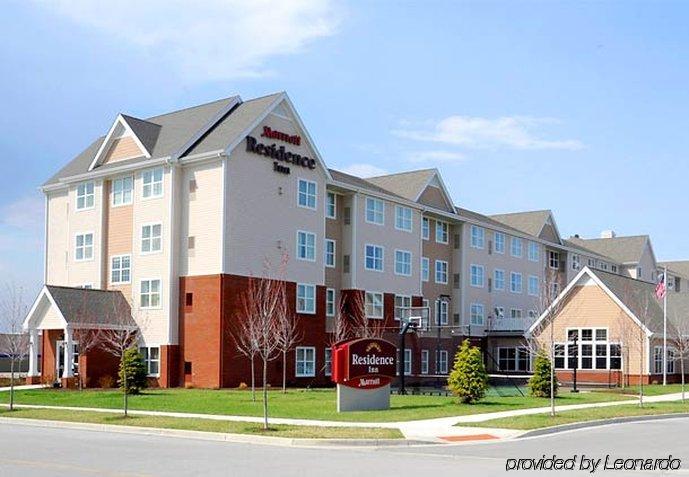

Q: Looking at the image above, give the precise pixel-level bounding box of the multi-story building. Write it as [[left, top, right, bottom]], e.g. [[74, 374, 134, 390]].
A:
[[22, 91, 688, 388]]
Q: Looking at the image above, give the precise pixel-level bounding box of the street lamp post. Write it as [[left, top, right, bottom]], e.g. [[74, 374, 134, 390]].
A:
[[571, 335, 579, 393]]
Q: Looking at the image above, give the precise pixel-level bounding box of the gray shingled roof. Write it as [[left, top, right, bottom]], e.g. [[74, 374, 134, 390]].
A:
[[365, 169, 436, 201], [120, 114, 161, 154], [569, 235, 649, 264], [490, 210, 553, 237], [659, 261, 689, 279], [46, 286, 135, 328], [329, 169, 409, 201]]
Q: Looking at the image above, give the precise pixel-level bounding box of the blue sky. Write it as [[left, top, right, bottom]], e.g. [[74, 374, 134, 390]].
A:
[[2, 0, 688, 293]]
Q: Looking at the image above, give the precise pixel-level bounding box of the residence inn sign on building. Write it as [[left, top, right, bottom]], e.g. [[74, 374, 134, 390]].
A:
[[22, 90, 689, 390]]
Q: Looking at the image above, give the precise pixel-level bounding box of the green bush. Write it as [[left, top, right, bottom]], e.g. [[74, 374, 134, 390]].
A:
[[447, 340, 488, 404], [529, 351, 558, 398], [118, 347, 148, 395]]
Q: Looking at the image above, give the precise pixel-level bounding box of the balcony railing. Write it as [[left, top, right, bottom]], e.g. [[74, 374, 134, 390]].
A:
[[487, 317, 535, 333]]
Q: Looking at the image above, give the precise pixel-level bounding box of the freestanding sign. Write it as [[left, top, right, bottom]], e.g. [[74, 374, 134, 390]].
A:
[[331, 338, 397, 412]]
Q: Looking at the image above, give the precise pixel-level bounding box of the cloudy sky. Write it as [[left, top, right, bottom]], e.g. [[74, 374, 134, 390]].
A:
[[2, 0, 689, 294]]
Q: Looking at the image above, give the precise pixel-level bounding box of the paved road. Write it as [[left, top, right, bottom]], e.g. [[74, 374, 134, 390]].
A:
[[0, 418, 688, 476]]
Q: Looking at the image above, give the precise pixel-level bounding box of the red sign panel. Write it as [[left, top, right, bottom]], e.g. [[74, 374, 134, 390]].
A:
[[331, 338, 397, 389]]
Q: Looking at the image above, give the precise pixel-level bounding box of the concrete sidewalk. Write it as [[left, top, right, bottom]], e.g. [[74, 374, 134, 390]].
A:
[[0, 384, 45, 393]]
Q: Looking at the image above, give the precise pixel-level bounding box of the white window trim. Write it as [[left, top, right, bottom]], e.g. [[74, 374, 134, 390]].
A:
[[510, 272, 523, 294], [140, 222, 163, 255], [296, 283, 317, 315], [494, 269, 505, 291], [297, 178, 318, 211], [111, 175, 134, 207], [296, 230, 317, 263], [439, 350, 449, 374], [295, 346, 316, 377], [75, 181, 95, 212], [437, 299, 449, 325], [421, 257, 430, 282], [436, 220, 449, 244], [364, 243, 385, 272], [365, 291, 385, 319], [326, 192, 337, 219], [110, 254, 132, 285], [470, 264, 485, 288], [365, 197, 385, 226], [510, 237, 523, 258], [140, 346, 161, 377], [324, 348, 332, 376], [421, 349, 429, 375], [435, 260, 448, 284], [394, 294, 412, 321], [470, 225, 484, 249], [403, 349, 412, 375], [394, 249, 412, 277], [494, 231, 505, 254], [394, 205, 413, 233], [326, 288, 336, 317], [324, 239, 336, 268], [74, 232, 95, 262], [528, 275, 539, 296], [141, 167, 164, 200], [139, 278, 163, 310], [528, 242, 540, 262], [470, 303, 485, 326], [422, 217, 430, 241]]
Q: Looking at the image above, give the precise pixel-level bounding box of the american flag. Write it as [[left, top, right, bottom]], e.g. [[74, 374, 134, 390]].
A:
[[655, 272, 667, 300]]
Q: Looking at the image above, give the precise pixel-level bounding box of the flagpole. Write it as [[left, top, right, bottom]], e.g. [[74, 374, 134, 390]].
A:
[[663, 266, 668, 386]]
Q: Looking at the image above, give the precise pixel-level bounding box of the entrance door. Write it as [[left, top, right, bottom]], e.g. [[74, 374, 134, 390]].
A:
[[55, 341, 79, 379]]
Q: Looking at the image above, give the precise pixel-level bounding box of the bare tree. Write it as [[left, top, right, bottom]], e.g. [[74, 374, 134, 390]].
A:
[[69, 290, 104, 390], [275, 310, 301, 394], [231, 312, 260, 401], [100, 295, 141, 417], [0, 283, 30, 411], [669, 316, 689, 403], [347, 291, 384, 339]]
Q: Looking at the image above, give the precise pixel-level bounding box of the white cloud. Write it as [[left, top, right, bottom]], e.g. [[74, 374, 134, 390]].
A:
[[1, 195, 43, 233], [394, 116, 584, 151], [406, 150, 467, 164], [33, 0, 340, 80], [338, 163, 388, 178]]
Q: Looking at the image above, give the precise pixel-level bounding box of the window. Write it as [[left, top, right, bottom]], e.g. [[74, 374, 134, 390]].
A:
[[511, 309, 523, 320], [600, 262, 608, 271], [470, 225, 484, 248], [470, 303, 484, 326], [549, 250, 560, 269], [142, 168, 163, 198], [365, 292, 384, 319], [185, 293, 193, 307], [422, 218, 430, 240], [112, 176, 134, 206], [326, 288, 336, 317], [297, 179, 317, 209], [510, 237, 522, 257], [528, 242, 540, 262], [421, 350, 429, 374], [365, 197, 384, 225], [470, 264, 484, 287], [326, 192, 336, 219], [494, 232, 505, 254], [394, 295, 412, 321], [76, 182, 95, 210], [636, 267, 642, 280], [611, 264, 619, 273], [572, 254, 581, 270], [140, 347, 160, 376], [494, 269, 505, 291], [140, 279, 161, 309], [595, 344, 608, 370], [528, 275, 539, 296], [296, 347, 316, 377], [438, 350, 448, 374], [588, 258, 596, 267], [554, 344, 565, 369], [437, 300, 448, 325], [581, 344, 593, 369], [668, 348, 676, 374], [421, 257, 430, 282], [610, 344, 622, 370], [324, 239, 336, 267], [436, 221, 449, 244], [562, 328, 619, 370], [111, 255, 131, 284], [395, 206, 413, 232], [297, 231, 316, 261], [365, 244, 384, 271], [297, 284, 316, 314], [653, 346, 664, 374], [403, 349, 412, 375], [140, 224, 162, 253], [435, 260, 448, 284], [550, 282, 560, 299], [75, 233, 94, 261], [498, 348, 531, 372], [394, 250, 412, 276], [510, 272, 523, 293], [324, 348, 332, 376]]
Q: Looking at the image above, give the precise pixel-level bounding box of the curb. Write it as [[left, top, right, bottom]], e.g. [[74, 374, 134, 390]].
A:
[[518, 413, 689, 439], [0, 416, 426, 448]]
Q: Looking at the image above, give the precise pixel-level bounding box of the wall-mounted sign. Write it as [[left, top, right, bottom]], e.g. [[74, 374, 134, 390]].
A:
[[245, 136, 315, 175], [332, 338, 397, 390], [261, 126, 301, 146]]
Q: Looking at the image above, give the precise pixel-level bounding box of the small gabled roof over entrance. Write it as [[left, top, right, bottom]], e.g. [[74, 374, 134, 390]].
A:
[[23, 286, 135, 331]]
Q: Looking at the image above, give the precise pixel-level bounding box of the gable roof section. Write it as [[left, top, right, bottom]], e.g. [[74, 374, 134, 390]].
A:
[[490, 210, 561, 243], [365, 168, 455, 212], [120, 115, 162, 154], [568, 235, 650, 264], [329, 169, 409, 202]]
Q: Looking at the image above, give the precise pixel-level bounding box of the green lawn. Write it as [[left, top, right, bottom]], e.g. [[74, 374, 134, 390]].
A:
[[600, 383, 689, 397], [0, 408, 402, 439], [4, 387, 633, 423], [464, 401, 689, 430]]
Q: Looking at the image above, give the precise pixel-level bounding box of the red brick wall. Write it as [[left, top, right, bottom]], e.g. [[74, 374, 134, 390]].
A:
[[41, 329, 61, 384], [80, 347, 119, 388]]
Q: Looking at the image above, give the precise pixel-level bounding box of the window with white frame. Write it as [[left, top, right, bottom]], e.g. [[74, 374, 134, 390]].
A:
[[365, 292, 384, 318], [365, 197, 384, 225], [611, 264, 618, 273], [498, 347, 531, 372], [142, 167, 163, 198], [326, 192, 336, 219], [550, 282, 560, 299], [572, 254, 581, 270], [141, 224, 162, 253], [548, 250, 560, 269], [437, 300, 448, 325], [470, 265, 484, 287], [421, 349, 429, 374], [653, 346, 664, 374], [296, 347, 316, 377], [76, 182, 95, 210], [297, 231, 316, 261], [365, 244, 384, 271], [600, 261, 608, 271], [297, 179, 317, 209], [296, 284, 316, 314], [510, 237, 522, 258], [438, 350, 448, 374], [324, 239, 335, 267], [528, 275, 539, 296], [326, 288, 336, 317], [324, 348, 332, 376], [394, 250, 412, 276], [422, 298, 431, 327], [140, 279, 161, 309], [140, 347, 160, 376], [403, 349, 412, 375], [510, 272, 523, 293], [588, 258, 596, 267], [668, 348, 676, 374], [435, 260, 448, 284], [436, 221, 449, 244], [422, 217, 430, 240], [494, 269, 505, 291], [510, 308, 522, 319], [111, 255, 131, 284], [555, 328, 621, 370], [394, 295, 411, 321], [112, 176, 134, 206], [75, 233, 94, 261], [395, 206, 413, 232], [494, 231, 505, 254], [470, 303, 484, 325], [470, 225, 484, 248], [421, 257, 430, 282], [528, 242, 540, 262]]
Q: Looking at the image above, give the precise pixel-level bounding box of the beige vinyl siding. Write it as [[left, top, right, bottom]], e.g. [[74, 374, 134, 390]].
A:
[[46, 190, 69, 285], [103, 136, 144, 165], [67, 181, 103, 288]]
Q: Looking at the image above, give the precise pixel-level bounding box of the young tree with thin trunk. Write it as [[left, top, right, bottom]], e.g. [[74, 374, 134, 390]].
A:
[[0, 283, 30, 411], [669, 316, 689, 403], [275, 308, 301, 394], [347, 291, 384, 339], [231, 312, 260, 401]]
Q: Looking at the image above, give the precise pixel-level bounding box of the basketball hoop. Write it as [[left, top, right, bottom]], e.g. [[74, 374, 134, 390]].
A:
[[397, 306, 430, 332]]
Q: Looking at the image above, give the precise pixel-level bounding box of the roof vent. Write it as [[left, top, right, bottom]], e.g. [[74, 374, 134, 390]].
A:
[[600, 230, 616, 239]]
